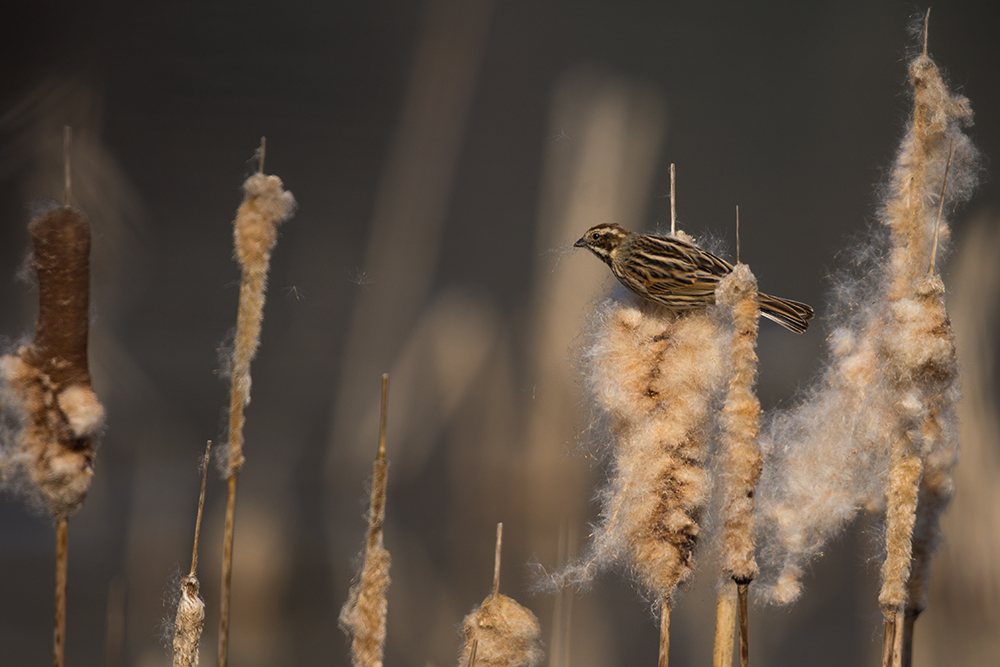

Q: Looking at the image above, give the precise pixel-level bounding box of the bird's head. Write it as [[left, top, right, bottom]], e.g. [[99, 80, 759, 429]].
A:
[[574, 224, 630, 261]]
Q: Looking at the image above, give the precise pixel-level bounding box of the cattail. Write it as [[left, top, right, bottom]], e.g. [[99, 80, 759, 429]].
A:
[[339, 375, 392, 667], [0, 128, 104, 667], [172, 575, 206, 667], [555, 287, 729, 603], [457, 595, 543, 667], [754, 21, 979, 620], [714, 264, 763, 667], [0, 204, 103, 518], [224, 156, 297, 477], [458, 523, 543, 667], [715, 264, 763, 584], [217, 141, 296, 667], [876, 34, 973, 622], [170, 442, 212, 667]]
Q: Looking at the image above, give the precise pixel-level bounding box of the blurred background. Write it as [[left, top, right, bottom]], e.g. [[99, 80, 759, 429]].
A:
[[2, 1, 999, 665]]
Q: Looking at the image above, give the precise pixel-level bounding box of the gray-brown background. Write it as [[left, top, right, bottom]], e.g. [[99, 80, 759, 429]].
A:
[[2, 1, 999, 666]]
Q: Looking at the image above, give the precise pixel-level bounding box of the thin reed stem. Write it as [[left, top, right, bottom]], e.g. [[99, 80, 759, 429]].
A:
[[735, 206, 740, 265], [191, 442, 212, 576], [922, 9, 930, 57], [669, 163, 676, 235], [54, 517, 68, 667], [378, 373, 388, 461], [493, 522, 503, 599]]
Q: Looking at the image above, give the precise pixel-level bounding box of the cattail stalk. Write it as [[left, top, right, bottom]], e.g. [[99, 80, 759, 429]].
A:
[[712, 581, 737, 667], [339, 375, 393, 667], [53, 518, 68, 667], [217, 140, 296, 667], [658, 601, 670, 667]]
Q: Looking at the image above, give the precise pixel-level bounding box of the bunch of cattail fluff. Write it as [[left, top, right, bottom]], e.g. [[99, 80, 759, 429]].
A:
[[457, 594, 543, 667], [554, 242, 750, 605], [171, 574, 206, 667], [754, 37, 978, 614]]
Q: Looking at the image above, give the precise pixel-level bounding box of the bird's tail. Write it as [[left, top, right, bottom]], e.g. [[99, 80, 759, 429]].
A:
[[758, 292, 815, 333]]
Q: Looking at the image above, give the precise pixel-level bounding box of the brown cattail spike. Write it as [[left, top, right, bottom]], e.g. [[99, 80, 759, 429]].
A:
[[25, 207, 92, 389], [1, 203, 104, 518]]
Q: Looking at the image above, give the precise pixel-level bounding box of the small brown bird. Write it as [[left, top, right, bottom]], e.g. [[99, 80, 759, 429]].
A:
[[574, 223, 814, 333]]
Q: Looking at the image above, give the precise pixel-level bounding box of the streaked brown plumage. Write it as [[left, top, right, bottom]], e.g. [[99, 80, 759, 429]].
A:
[[574, 223, 814, 333]]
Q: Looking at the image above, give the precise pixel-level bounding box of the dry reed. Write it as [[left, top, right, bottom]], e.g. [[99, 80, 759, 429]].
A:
[[753, 21, 979, 667], [171, 441, 212, 667], [458, 523, 543, 667], [716, 264, 763, 584], [340, 375, 393, 667], [217, 141, 296, 667], [715, 263, 763, 667]]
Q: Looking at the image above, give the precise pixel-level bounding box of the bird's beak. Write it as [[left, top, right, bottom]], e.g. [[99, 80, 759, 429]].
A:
[[573, 237, 587, 248]]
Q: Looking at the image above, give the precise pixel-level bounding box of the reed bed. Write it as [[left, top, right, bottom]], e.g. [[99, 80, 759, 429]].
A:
[[0, 12, 992, 667]]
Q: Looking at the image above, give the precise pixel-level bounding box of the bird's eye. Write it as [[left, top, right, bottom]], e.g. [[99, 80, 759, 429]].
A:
[[592, 232, 603, 241]]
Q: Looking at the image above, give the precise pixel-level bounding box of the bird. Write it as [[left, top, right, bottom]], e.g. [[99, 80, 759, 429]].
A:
[[574, 223, 814, 333]]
